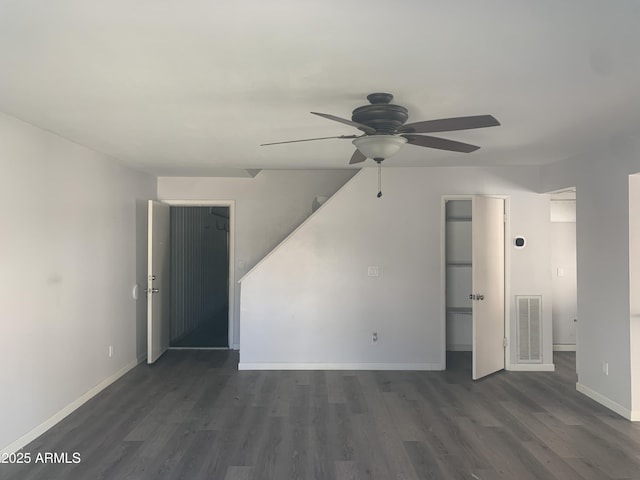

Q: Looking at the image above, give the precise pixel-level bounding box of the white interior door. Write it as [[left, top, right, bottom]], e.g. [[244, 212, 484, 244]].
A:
[[472, 196, 505, 380], [147, 200, 171, 364]]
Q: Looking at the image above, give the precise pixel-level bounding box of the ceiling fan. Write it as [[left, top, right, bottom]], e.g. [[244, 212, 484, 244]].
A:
[[261, 92, 500, 165]]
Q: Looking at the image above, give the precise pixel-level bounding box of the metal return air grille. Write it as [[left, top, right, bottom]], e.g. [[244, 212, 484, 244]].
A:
[[517, 295, 542, 363]]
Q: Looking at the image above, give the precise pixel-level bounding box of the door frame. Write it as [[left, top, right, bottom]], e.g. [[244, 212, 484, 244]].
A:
[[161, 199, 237, 350], [440, 194, 512, 371]]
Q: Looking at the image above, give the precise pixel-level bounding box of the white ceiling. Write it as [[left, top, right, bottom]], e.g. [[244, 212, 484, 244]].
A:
[[1, 0, 640, 176]]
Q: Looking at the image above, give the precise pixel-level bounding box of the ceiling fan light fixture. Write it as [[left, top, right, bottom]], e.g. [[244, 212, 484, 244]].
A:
[[352, 135, 407, 161]]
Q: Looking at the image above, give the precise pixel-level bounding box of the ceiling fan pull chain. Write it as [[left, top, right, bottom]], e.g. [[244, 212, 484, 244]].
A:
[[377, 160, 383, 198]]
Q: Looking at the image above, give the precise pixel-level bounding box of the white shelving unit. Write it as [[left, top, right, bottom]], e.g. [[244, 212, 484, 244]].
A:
[[445, 200, 472, 351]]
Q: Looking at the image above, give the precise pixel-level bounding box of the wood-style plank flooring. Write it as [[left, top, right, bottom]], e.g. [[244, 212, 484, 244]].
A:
[[3, 351, 640, 480], [171, 314, 229, 348]]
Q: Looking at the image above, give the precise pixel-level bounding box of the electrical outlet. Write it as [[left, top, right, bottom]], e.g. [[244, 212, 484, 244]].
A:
[[602, 361, 608, 375], [372, 332, 378, 343], [108, 345, 113, 358], [367, 266, 380, 277]]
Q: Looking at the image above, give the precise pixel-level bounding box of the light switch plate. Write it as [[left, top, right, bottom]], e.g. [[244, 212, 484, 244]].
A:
[[367, 266, 379, 277]]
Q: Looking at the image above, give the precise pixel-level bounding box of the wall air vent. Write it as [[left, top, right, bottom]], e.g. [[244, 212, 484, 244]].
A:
[[516, 295, 542, 363]]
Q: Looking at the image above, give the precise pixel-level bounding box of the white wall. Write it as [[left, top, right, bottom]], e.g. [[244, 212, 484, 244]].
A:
[[507, 190, 554, 367], [0, 113, 156, 452], [239, 166, 553, 370], [157, 169, 357, 347], [541, 134, 640, 419]]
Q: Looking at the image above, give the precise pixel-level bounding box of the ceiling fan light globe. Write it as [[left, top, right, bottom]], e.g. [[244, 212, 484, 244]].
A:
[[352, 135, 407, 160]]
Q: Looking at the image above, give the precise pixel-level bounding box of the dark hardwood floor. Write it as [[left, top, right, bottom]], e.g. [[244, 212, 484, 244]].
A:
[[171, 314, 229, 348], [3, 351, 640, 480]]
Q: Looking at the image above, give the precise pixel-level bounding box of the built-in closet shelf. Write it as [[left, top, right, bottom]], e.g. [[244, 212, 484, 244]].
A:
[[446, 199, 473, 351], [447, 307, 472, 314]]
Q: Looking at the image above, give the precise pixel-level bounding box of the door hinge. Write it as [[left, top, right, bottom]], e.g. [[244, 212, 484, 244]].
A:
[[503, 337, 508, 348], [503, 213, 508, 223]]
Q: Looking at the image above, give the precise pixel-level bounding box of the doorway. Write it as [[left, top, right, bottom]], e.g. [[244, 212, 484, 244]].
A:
[[549, 188, 577, 352], [169, 206, 230, 348], [442, 196, 506, 379], [444, 199, 474, 374], [445, 199, 473, 354]]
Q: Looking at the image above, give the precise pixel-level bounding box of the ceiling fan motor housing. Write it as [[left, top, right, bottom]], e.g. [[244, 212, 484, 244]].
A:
[[352, 93, 408, 134]]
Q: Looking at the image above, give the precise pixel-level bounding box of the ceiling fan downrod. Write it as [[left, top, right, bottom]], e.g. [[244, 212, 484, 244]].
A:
[[376, 159, 383, 198]]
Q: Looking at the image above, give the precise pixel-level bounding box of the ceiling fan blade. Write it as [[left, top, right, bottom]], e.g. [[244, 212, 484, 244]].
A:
[[311, 112, 376, 134], [349, 149, 366, 164], [399, 115, 500, 134], [403, 134, 480, 153], [260, 135, 358, 146]]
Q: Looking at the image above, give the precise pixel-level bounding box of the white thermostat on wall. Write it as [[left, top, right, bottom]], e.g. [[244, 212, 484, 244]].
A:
[[514, 236, 526, 248]]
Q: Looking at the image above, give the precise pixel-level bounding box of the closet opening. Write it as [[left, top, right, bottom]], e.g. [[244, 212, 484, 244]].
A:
[[445, 199, 473, 372], [442, 195, 506, 379]]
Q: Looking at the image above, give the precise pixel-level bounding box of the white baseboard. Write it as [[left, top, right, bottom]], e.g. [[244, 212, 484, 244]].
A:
[[553, 344, 577, 351], [0, 358, 142, 455], [239, 362, 442, 371], [508, 363, 555, 372], [576, 382, 637, 421]]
